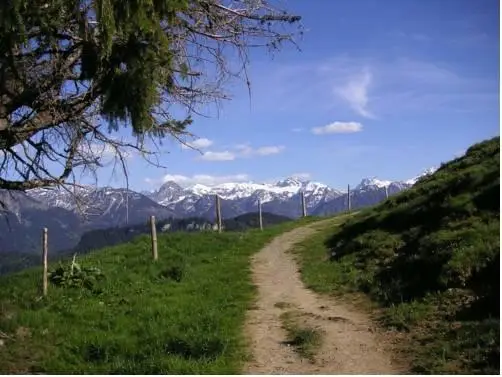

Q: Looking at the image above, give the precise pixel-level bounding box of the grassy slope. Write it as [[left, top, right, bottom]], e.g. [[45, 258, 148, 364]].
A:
[[0, 216, 320, 374], [292, 137, 499, 374]]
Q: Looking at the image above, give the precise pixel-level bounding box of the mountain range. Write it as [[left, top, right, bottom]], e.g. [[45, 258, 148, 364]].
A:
[[0, 168, 435, 256]]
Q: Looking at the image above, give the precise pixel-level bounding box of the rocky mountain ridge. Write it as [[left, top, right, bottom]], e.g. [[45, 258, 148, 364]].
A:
[[0, 168, 436, 255]]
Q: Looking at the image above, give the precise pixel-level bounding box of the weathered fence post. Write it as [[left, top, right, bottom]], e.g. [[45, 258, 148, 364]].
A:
[[347, 184, 351, 212], [42, 227, 48, 297], [301, 191, 307, 217], [150, 215, 158, 261], [258, 199, 263, 231], [385, 185, 389, 200], [215, 195, 222, 233]]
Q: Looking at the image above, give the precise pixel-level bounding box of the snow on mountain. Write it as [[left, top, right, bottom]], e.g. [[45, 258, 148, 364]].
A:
[[405, 167, 438, 185], [1, 168, 439, 258], [27, 185, 96, 211], [275, 177, 304, 189], [191, 180, 301, 200], [355, 177, 394, 191], [27, 185, 174, 230], [148, 176, 344, 208], [25, 168, 436, 228], [355, 169, 438, 192], [149, 181, 186, 206], [188, 183, 214, 196]]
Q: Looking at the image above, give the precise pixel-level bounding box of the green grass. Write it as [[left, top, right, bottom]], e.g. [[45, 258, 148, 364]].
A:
[[292, 137, 500, 374], [0, 216, 322, 374], [274, 301, 293, 309], [279, 311, 323, 362]]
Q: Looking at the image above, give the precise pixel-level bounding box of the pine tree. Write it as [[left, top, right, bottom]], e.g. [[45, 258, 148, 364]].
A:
[[0, 0, 301, 191]]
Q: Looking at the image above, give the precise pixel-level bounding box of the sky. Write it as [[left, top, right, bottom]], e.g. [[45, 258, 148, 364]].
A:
[[92, 0, 500, 191]]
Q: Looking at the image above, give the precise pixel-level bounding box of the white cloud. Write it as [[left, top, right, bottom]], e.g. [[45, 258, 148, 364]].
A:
[[160, 174, 191, 184], [234, 144, 253, 155], [291, 127, 303, 133], [254, 145, 285, 156], [250, 55, 497, 118], [157, 173, 250, 187], [79, 141, 135, 160], [198, 144, 285, 162], [181, 138, 213, 150], [312, 121, 363, 135], [234, 144, 285, 157], [199, 151, 235, 161], [336, 68, 375, 118]]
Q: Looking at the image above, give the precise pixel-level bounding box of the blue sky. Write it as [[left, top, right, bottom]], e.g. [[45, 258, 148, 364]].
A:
[[95, 0, 500, 191]]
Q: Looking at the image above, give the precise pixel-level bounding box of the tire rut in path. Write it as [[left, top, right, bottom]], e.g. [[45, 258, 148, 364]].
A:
[[243, 222, 403, 375]]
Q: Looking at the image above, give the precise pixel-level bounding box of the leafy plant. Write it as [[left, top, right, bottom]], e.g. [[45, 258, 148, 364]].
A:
[[49, 255, 105, 291]]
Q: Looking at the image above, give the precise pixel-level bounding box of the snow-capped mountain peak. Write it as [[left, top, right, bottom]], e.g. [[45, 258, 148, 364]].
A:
[[159, 180, 183, 190], [23, 168, 436, 231], [355, 177, 393, 190], [275, 176, 306, 188], [188, 183, 213, 196], [405, 167, 438, 185], [150, 181, 186, 205]]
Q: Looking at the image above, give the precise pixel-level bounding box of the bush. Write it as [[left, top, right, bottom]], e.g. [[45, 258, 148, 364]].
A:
[[49, 255, 105, 291]]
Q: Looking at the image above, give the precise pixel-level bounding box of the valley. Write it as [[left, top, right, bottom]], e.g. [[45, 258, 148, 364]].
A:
[[0, 169, 434, 258]]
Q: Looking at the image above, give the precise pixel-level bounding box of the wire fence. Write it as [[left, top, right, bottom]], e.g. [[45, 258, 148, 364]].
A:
[[37, 185, 391, 297]]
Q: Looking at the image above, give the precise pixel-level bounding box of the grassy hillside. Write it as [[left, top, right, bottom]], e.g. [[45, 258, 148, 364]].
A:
[[73, 212, 290, 254], [292, 137, 499, 374], [0, 217, 319, 374], [0, 212, 291, 277]]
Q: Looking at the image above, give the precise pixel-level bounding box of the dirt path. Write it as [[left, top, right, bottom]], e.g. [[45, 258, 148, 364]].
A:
[[243, 221, 403, 375]]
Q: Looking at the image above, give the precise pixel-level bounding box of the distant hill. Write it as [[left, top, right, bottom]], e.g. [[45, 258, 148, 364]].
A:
[[1, 170, 432, 257], [0, 212, 291, 276], [321, 136, 499, 373], [73, 212, 290, 254]]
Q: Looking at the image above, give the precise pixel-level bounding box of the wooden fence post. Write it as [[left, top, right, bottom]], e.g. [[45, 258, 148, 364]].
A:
[[301, 191, 307, 217], [385, 185, 389, 200], [150, 215, 158, 261], [258, 199, 263, 231], [215, 195, 222, 233], [347, 184, 351, 213], [42, 227, 48, 297]]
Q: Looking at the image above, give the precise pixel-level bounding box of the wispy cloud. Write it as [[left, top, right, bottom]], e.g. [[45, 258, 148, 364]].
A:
[[199, 151, 235, 161], [291, 127, 304, 133], [255, 146, 284, 155], [79, 141, 136, 161], [312, 121, 363, 135], [389, 30, 492, 47], [146, 173, 251, 187], [250, 55, 497, 118], [388, 31, 431, 42], [335, 68, 375, 119], [236, 144, 285, 156], [181, 138, 213, 150], [198, 143, 285, 162]]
